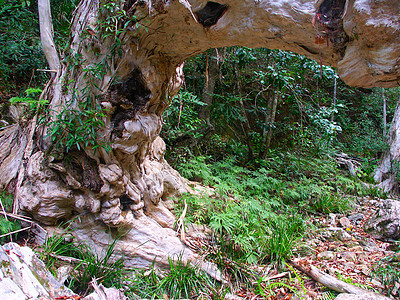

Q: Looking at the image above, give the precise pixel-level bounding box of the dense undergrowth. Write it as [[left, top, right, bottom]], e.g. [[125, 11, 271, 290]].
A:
[[172, 153, 367, 268]]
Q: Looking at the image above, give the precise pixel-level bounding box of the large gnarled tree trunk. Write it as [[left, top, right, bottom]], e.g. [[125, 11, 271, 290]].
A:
[[0, 0, 399, 273]]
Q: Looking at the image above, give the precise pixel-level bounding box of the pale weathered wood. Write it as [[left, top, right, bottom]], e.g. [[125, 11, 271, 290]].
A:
[[374, 96, 400, 192], [0, 125, 28, 190], [38, 0, 60, 74], [290, 260, 390, 299]]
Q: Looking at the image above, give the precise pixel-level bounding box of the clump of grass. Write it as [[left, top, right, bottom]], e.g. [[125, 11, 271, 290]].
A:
[[261, 215, 305, 266], [174, 192, 222, 225], [127, 254, 214, 299], [40, 230, 87, 272], [310, 193, 353, 214], [40, 229, 125, 296], [72, 237, 125, 295]]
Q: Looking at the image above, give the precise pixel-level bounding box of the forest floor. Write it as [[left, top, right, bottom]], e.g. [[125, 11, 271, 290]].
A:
[[185, 195, 397, 300], [4, 184, 397, 299]]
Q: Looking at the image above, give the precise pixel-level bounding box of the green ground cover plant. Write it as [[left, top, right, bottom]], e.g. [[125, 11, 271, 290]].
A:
[[0, 191, 21, 243], [372, 246, 400, 298], [127, 255, 215, 299], [40, 229, 125, 295], [172, 151, 371, 288]]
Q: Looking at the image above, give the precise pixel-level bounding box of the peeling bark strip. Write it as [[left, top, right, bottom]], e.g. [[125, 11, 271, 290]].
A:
[[0, 125, 28, 191], [0, 0, 399, 273]]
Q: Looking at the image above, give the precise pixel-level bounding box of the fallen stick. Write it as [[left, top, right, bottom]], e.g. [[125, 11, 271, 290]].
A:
[[176, 198, 187, 242], [0, 226, 32, 238], [0, 211, 47, 233], [289, 259, 391, 299], [262, 272, 289, 282]]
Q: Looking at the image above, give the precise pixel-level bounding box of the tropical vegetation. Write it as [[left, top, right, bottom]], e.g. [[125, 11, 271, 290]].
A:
[[0, 1, 399, 299]]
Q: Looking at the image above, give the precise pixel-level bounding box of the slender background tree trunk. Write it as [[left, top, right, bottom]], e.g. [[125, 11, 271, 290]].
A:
[[383, 88, 387, 137], [199, 48, 219, 126]]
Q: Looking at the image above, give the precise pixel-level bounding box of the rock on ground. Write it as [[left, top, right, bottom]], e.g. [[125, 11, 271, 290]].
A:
[[335, 292, 391, 300], [0, 242, 75, 300], [365, 199, 400, 241], [0, 242, 126, 300]]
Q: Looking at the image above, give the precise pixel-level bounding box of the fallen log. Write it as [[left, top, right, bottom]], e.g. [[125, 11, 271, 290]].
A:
[[289, 260, 390, 299]]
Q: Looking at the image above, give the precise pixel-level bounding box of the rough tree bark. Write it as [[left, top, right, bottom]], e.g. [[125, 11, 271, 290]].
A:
[[265, 91, 279, 151], [0, 0, 399, 272], [199, 48, 219, 126]]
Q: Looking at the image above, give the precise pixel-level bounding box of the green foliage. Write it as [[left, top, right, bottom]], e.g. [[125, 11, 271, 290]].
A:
[[40, 229, 125, 295], [372, 246, 400, 298], [50, 0, 80, 47], [72, 236, 125, 295], [256, 263, 307, 298], [174, 193, 220, 225], [9, 88, 46, 116], [260, 215, 305, 266], [100, 0, 149, 43], [309, 193, 353, 214], [320, 291, 338, 300], [175, 156, 309, 266], [174, 150, 366, 224], [177, 156, 213, 184], [211, 94, 247, 124], [48, 101, 110, 152], [40, 230, 87, 272], [0, 191, 21, 243], [0, 0, 78, 92], [163, 91, 206, 137], [174, 152, 370, 274], [346, 115, 388, 158], [127, 255, 214, 299], [0, 0, 47, 90], [167, 47, 397, 179]]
